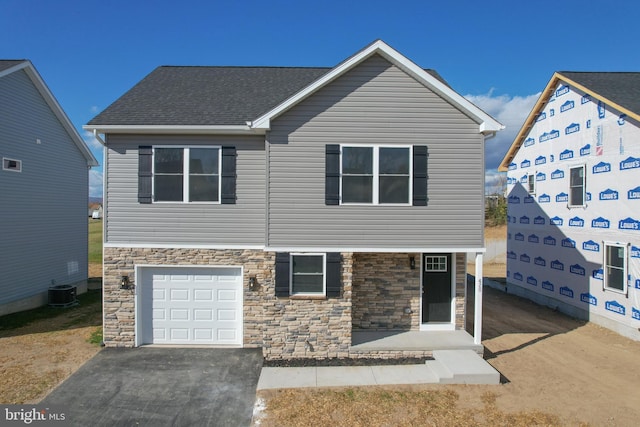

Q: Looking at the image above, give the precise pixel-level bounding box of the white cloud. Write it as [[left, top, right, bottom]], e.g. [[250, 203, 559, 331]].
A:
[[89, 169, 103, 198], [90, 105, 99, 114], [83, 130, 103, 151]]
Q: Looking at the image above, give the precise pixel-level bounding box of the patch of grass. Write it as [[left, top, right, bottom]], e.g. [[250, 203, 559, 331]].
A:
[[88, 218, 103, 264], [88, 326, 103, 345], [0, 289, 102, 332]]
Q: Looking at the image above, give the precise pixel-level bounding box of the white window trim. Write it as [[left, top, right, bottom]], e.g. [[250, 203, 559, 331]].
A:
[[2, 157, 22, 172], [603, 242, 628, 295], [527, 173, 536, 195], [568, 164, 586, 208], [289, 253, 326, 296], [152, 145, 222, 204], [339, 144, 413, 206]]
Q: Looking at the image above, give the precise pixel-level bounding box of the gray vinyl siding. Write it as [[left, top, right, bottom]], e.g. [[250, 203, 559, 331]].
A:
[[0, 69, 88, 305], [267, 54, 485, 249], [105, 134, 265, 245]]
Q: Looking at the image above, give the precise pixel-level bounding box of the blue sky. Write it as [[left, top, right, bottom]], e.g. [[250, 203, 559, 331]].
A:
[[3, 0, 639, 197]]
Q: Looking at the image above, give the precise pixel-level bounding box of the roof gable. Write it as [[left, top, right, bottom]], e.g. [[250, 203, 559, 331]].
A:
[[499, 71, 640, 171], [0, 60, 98, 167]]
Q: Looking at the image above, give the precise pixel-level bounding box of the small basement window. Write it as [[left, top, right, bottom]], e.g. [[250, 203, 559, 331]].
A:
[[3, 158, 22, 172]]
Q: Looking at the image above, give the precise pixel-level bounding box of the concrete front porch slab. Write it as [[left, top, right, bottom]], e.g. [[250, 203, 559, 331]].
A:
[[351, 330, 483, 354]]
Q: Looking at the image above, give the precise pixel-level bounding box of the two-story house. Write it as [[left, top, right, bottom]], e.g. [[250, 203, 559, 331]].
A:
[[86, 40, 503, 360], [500, 72, 640, 341], [1, 60, 98, 316]]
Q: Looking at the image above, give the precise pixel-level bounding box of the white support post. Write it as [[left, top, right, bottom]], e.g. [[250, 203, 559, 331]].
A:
[[474, 253, 483, 345]]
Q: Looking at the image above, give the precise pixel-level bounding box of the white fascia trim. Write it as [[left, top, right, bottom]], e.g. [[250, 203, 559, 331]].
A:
[[265, 246, 486, 253], [83, 124, 263, 136], [250, 40, 504, 133], [104, 243, 264, 250], [0, 61, 30, 79]]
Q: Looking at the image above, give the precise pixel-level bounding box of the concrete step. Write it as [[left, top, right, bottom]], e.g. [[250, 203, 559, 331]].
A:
[[430, 350, 500, 384]]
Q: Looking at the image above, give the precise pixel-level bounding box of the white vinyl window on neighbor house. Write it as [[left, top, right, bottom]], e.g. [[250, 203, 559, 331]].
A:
[[2, 157, 22, 172], [603, 243, 627, 294], [153, 146, 220, 202], [341, 146, 411, 204], [569, 165, 586, 207], [290, 253, 326, 296]]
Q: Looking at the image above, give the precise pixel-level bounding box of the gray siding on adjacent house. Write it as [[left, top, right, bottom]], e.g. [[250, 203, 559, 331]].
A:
[[105, 134, 265, 245], [267, 54, 485, 249], [0, 69, 88, 306]]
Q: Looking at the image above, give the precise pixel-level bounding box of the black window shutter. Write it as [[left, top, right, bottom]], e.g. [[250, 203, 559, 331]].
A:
[[275, 252, 290, 297], [221, 146, 236, 204], [413, 145, 428, 206], [138, 146, 153, 204], [325, 144, 340, 205], [326, 252, 342, 297]]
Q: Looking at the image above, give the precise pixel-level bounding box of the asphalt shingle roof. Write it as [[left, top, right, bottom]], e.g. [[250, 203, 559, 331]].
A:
[[0, 60, 27, 74], [560, 72, 640, 116], [88, 65, 449, 126]]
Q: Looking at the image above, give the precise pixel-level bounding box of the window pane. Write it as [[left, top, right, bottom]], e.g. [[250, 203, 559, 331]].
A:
[[155, 148, 183, 173], [342, 147, 373, 174], [190, 148, 219, 174], [154, 175, 183, 201], [570, 167, 583, 185], [379, 176, 409, 203], [379, 148, 409, 174], [606, 266, 624, 291], [292, 274, 323, 293], [293, 255, 324, 274], [570, 186, 584, 206], [189, 176, 219, 202], [607, 246, 625, 268], [342, 176, 373, 203], [528, 175, 535, 193]]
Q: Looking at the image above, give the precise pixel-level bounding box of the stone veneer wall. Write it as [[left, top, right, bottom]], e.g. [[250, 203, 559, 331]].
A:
[[352, 252, 467, 331]]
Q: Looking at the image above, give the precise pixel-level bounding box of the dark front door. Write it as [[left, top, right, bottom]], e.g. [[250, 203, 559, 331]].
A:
[[422, 253, 452, 323]]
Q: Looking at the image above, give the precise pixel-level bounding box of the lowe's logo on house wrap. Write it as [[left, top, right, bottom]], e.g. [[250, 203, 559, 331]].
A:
[[536, 112, 546, 122], [551, 169, 564, 179], [508, 162, 517, 170], [524, 137, 535, 147], [605, 300, 625, 315], [538, 194, 550, 203], [514, 272, 523, 281], [580, 293, 597, 306], [535, 155, 546, 165], [520, 215, 530, 224], [561, 100, 575, 113], [583, 240, 600, 252], [592, 217, 610, 229], [551, 260, 564, 271], [620, 156, 640, 170], [560, 149, 574, 160], [507, 251, 517, 260], [598, 101, 606, 118], [581, 94, 591, 104], [535, 256, 546, 266], [560, 286, 574, 298], [536, 172, 546, 181], [636, 279, 640, 289], [630, 246, 640, 258], [628, 186, 640, 199], [542, 281, 554, 291], [599, 189, 618, 201], [556, 193, 568, 203], [520, 253, 531, 263], [539, 130, 560, 142], [508, 195, 520, 204], [507, 177, 516, 185], [521, 174, 528, 183], [515, 233, 525, 241], [562, 238, 576, 248], [579, 143, 590, 156], [570, 264, 586, 276], [619, 217, 640, 230], [556, 85, 570, 97], [527, 276, 538, 286], [567, 123, 580, 136], [592, 268, 603, 280], [524, 195, 535, 204], [544, 236, 556, 246], [586, 192, 592, 201], [534, 216, 546, 225], [592, 162, 611, 174], [569, 216, 584, 227], [633, 307, 640, 321], [618, 114, 627, 126], [528, 234, 539, 243], [521, 159, 531, 168]]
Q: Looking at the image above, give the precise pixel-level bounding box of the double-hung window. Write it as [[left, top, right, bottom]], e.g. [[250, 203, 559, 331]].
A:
[[290, 253, 326, 296], [603, 243, 627, 294], [527, 173, 536, 195], [341, 146, 411, 204], [568, 165, 586, 207], [153, 147, 220, 202]]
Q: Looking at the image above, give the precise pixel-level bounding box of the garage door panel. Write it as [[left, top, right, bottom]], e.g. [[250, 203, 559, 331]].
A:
[[142, 267, 242, 346]]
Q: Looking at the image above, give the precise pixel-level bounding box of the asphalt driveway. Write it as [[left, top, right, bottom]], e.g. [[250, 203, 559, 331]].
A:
[[40, 347, 263, 427]]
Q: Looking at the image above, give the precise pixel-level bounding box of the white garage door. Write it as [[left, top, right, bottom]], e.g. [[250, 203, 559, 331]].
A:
[[139, 267, 243, 345]]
